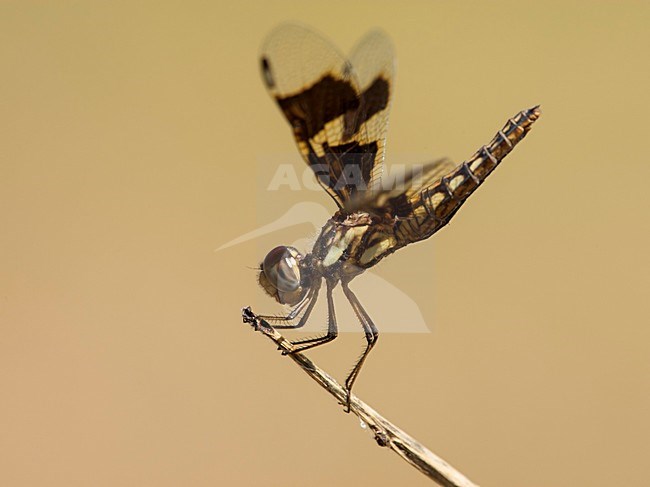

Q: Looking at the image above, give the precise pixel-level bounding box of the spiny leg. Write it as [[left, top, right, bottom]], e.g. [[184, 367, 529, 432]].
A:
[[342, 281, 379, 412], [257, 279, 321, 329], [289, 279, 339, 353], [257, 298, 308, 322]]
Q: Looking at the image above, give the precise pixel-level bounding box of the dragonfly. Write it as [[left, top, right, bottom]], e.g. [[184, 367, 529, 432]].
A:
[[250, 23, 540, 411]]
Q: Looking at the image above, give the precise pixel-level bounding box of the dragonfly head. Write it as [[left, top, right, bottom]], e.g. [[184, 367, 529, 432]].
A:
[[258, 246, 310, 306]]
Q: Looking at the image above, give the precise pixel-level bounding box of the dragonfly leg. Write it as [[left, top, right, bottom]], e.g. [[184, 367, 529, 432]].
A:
[[341, 280, 379, 413], [257, 279, 321, 329], [288, 279, 339, 353]]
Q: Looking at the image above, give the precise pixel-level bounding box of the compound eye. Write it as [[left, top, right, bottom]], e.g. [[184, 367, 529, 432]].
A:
[[262, 246, 302, 292]]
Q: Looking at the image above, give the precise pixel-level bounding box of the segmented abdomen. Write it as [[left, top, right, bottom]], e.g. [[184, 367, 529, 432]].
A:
[[395, 106, 541, 246]]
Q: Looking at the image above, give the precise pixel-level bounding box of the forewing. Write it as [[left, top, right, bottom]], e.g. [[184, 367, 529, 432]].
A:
[[260, 24, 393, 207], [348, 29, 395, 192]]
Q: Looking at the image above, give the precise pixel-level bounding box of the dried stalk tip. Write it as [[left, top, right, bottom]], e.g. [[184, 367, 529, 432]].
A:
[[240, 304, 480, 487]]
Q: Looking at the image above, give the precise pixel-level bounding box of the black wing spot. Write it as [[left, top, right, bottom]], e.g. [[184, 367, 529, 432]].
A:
[[261, 57, 275, 88]]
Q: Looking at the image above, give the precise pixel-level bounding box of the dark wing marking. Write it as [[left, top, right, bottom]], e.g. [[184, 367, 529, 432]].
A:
[[346, 157, 456, 213], [348, 30, 395, 192], [260, 23, 394, 208]]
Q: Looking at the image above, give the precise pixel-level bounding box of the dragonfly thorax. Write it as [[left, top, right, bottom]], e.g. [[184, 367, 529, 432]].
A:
[[307, 211, 395, 281]]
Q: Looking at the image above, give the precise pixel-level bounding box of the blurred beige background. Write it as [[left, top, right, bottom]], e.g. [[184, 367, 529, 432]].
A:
[[1, 1, 649, 486]]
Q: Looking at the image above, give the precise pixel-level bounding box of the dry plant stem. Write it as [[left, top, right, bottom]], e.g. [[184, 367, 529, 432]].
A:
[[242, 307, 480, 487]]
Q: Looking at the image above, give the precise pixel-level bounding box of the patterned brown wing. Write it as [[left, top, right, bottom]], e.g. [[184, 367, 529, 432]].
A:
[[260, 23, 394, 208], [347, 29, 395, 192]]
